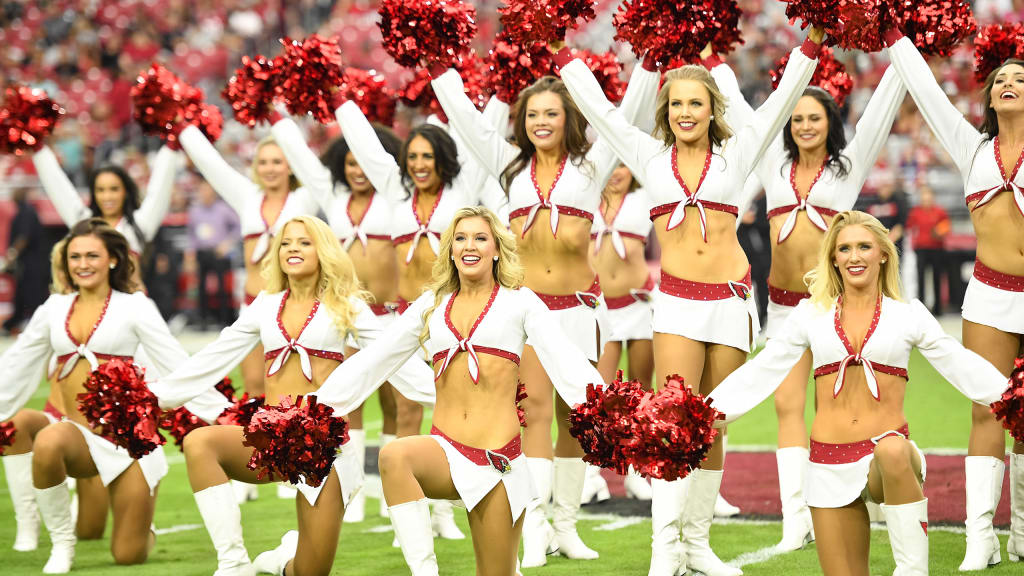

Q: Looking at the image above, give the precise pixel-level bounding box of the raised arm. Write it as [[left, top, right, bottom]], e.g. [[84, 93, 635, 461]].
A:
[[135, 146, 182, 241], [270, 111, 335, 202], [31, 146, 91, 227], [886, 32, 983, 175], [350, 299, 435, 407], [0, 299, 53, 421], [335, 100, 407, 205], [842, 66, 906, 202], [706, 57, 756, 133], [178, 125, 258, 216], [910, 299, 1007, 405], [707, 301, 812, 424]]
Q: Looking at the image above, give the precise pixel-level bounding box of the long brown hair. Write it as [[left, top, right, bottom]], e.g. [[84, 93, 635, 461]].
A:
[[654, 66, 732, 149], [979, 59, 1024, 139], [60, 218, 137, 293], [500, 76, 592, 193]]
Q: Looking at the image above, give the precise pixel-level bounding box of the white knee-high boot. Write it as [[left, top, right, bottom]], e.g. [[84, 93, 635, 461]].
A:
[[648, 477, 687, 576], [1009, 454, 1024, 562], [390, 499, 439, 576], [959, 456, 1003, 570], [430, 499, 465, 539], [714, 437, 739, 518], [343, 429, 366, 523], [882, 498, 929, 576], [35, 481, 76, 574], [4, 453, 39, 551], [776, 447, 813, 552], [194, 483, 255, 576], [230, 479, 259, 504], [252, 530, 297, 576], [625, 465, 653, 500], [682, 469, 742, 576], [582, 464, 610, 504], [552, 457, 598, 560], [379, 433, 396, 518], [521, 457, 555, 568]]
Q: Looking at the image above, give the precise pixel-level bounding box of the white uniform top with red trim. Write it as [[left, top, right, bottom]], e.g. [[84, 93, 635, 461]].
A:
[[708, 296, 1008, 425], [178, 125, 320, 264], [559, 41, 821, 242], [32, 145, 182, 256], [430, 58, 661, 238], [0, 290, 229, 422], [712, 64, 906, 243], [314, 285, 604, 415], [591, 188, 652, 259], [888, 35, 1024, 217], [150, 291, 436, 412]]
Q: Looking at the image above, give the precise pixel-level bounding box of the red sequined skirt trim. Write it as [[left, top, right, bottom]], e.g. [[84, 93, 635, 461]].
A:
[[658, 269, 752, 301], [810, 424, 910, 465], [533, 277, 602, 311], [430, 426, 522, 474], [767, 282, 810, 307], [973, 260, 1024, 292], [605, 276, 656, 309]]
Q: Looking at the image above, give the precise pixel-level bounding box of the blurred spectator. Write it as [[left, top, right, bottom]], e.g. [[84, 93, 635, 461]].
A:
[[738, 191, 771, 324], [906, 185, 951, 314], [188, 181, 240, 329], [861, 172, 909, 255], [3, 188, 50, 332]]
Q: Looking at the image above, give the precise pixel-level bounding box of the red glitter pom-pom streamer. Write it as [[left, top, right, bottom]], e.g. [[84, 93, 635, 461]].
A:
[[498, 0, 597, 44], [991, 357, 1024, 443], [831, 0, 894, 53], [242, 396, 349, 487], [222, 55, 282, 127], [974, 24, 1024, 84], [216, 393, 266, 428], [893, 0, 976, 58], [0, 86, 65, 156], [340, 68, 398, 126], [159, 407, 207, 448], [559, 49, 626, 103], [132, 63, 222, 148], [630, 375, 723, 481], [613, 0, 743, 65], [485, 34, 553, 103], [569, 374, 646, 475], [781, 0, 840, 41], [76, 359, 165, 459], [214, 377, 238, 403], [0, 421, 15, 455], [378, 0, 478, 69], [403, 53, 491, 122], [771, 46, 853, 106], [277, 35, 346, 124], [516, 380, 529, 427]]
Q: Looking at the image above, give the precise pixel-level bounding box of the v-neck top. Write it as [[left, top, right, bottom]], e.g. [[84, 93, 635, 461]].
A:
[[591, 188, 652, 259]]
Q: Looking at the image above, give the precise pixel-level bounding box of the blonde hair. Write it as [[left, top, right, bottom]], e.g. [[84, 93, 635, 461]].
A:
[[261, 215, 370, 336], [251, 136, 300, 191], [418, 206, 525, 348], [806, 211, 902, 309], [50, 237, 71, 294], [654, 66, 732, 149]]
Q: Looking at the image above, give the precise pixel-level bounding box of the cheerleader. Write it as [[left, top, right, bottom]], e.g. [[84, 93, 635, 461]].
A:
[[314, 206, 604, 576], [884, 28, 1024, 568], [558, 27, 824, 575], [0, 219, 225, 573], [431, 45, 661, 566], [148, 215, 435, 576], [176, 123, 320, 400], [706, 46, 907, 550], [708, 210, 1010, 576], [31, 143, 182, 287]]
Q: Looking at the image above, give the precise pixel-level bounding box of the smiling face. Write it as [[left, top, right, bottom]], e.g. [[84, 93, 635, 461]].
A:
[[604, 165, 634, 196], [790, 95, 829, 155], [67, 234, 114, 291], [991, 63, 1024, 114], [524, 91, 566, 154], [452, 216, 497, 285], [93, 172, 127, 219], [833, 224, 885, 293], [278, 221, 319, 282], [344, 151, 373, 194], [405, 135, 441, 193], [666, 79, 713, 146], [254, 142, 292, 191]]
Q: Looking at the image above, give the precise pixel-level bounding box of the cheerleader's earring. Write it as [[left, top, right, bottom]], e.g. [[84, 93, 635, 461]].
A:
[[493, 255, 499, 262], [109, 263, 116, 269]]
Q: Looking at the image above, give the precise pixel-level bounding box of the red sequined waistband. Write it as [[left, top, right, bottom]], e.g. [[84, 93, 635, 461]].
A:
[[431, 426, 521, 474], [44, 400, 63, 421], [605, 276, 656, 309], [810, 424, 910, 465], [533, 277, 602, 310], [973, 260, 1024, 292], [768, 282, 810, 307], [658, 269, 752, 301]]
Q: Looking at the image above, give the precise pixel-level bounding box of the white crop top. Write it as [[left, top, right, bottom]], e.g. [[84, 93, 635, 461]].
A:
[[591, 188, 652, 259]]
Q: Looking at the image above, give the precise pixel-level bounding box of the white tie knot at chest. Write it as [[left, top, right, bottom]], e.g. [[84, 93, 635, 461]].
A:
[[59, 344, 100, 380], [833, 352, 880, 401], [250, 230, 272, 264], [593, 219, 627, 259], [267, 338, 314, 382], [777, 195, 830, 243], [405, 225, 441, 263], [437, 337, 482, 384]]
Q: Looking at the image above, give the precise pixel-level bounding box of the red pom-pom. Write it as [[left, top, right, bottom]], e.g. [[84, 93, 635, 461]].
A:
[[132, 63, 221, 148], [831, 0, 894, 53], [771, 46, 853, 106], [974, 24, 1024, 84], [485, 34, 553, 103], [242, 396, 349, 487], [781, 0, 840, 40], [0, 421, 15, 455], [569, 374, 646, 475], [214, 377, 238, 403], [629, 375, 723, 481], [498, 0, 597, 44], [277, 35, 346, 124], [559, 49, 626, 103], [893, 0, 976, 58], [158, 407, 207, 448], [76, 359, 165, 459], [402, 53, 491, 122], [991, 357, 1024, 443], [222, 55, 282, 128], [516, 380, 529, 427], [216, 393, 266, 427], [613, 0, 743, 65], [339, 68, 398, 126], [378, 0, 478, 69], [0, 86, 64, 156]]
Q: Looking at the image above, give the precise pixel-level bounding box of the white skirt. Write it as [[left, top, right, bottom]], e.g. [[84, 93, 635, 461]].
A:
[[651, 288, 759, 352], [290, 440, 364, 507], [66, 420, 168, 495], [962, 274, 1024, 335], [765, 299, 796, 341], [527, 298, 609, 363], [605, 297, 654, 342], [430, 434, 534, 523], [805, 438, 926, 508]]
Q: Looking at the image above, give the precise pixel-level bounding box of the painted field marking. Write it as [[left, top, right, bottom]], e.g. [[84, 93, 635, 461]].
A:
[[154, 523, 203, 535]]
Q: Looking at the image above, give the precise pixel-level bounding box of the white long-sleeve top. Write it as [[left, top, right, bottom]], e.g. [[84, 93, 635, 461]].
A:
[[559, 41, 821, 241], [715, 64, 906, 243], [178, 125, 320, 264], [0, 290, 229, 423], [149, 291, 436, 412], [591, 188, 652, 259], [431, 56, 661, 238], [314, 284, 603, 415], [888, 35, 1024, 215], [32, 145, 181, 255], [708, 296, 1009, 425]]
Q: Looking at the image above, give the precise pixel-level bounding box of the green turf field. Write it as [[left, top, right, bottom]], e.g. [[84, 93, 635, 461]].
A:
[[0, 350, 1016, 575]]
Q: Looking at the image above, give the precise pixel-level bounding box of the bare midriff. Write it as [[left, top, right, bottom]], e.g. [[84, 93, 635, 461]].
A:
[[590, 236, 649, 298], [264, 355, 344, 407], [810, 369, 907, 444], [432, 354, 521, 449], [768, 213, 826, 293], [396, 238, 436, 302], [350, 239, 400, 304], [970, 193, 1024, 275], [654, 208, 748, 282], [512, 211, 596, 295]]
